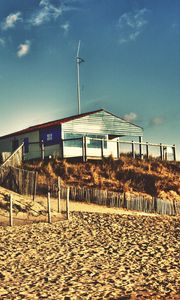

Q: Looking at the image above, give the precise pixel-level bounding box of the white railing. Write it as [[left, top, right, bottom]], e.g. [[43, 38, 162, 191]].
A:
[[61, 137, 176, 162]]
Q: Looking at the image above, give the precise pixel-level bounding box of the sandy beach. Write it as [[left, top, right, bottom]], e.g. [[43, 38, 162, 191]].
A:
[[0, 206, 179, 299]]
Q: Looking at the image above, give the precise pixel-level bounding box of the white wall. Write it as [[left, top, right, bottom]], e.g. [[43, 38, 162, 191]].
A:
[[0, 131, 40, 160]]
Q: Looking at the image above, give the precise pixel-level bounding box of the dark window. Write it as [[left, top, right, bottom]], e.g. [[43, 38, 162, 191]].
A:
[[64, 133, 82, 147], [63, 133, 107, 149], [23, 138, 29, 153], [87, 135, 107, 149], [12, 140, 19, 152]]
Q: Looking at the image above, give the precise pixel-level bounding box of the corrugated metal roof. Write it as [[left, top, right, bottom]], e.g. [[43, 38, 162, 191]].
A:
[[0, 108, 143, 139]]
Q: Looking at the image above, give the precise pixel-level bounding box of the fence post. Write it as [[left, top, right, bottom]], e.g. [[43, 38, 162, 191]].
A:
[[139, 136, 143, 159], [101, 140, 104, 159], [66, 187, 70, 220], [60, 139, 64, 159], [33, 171, 37, 201], [132, 141, 135, 159], [154, 197, 157, 213], [22, 143, 25, 162], [9, 194, 13, 227], [117, 141, 120, 159], [84, 136, 87, 162], [58, 176, 61, 213], [82, 136, 87, 162], [160, 143, 163, 160], [47, 192, 51, 223], [41, 140, 45, 160], [123, 192, 127, 209], [82, 137, 85, 162], [173, 144, 176, 161], [146, 142, 149, 159]]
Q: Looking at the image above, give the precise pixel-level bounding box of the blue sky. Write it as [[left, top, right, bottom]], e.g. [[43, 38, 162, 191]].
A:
[[0, 0, 180, 159]]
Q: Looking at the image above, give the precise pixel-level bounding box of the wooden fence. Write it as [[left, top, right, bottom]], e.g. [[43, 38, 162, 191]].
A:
[[0, 191, 69, 227], [0, 143, 37, 198], [0, 166, 37, 198], [58, 185, 180, 216]]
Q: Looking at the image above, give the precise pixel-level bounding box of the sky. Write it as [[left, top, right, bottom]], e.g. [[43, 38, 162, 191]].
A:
[[0, 0, 180, 159]]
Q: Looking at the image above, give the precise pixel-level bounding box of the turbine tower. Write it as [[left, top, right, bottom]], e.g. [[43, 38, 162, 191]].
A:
[[76, 40, 84, 115]]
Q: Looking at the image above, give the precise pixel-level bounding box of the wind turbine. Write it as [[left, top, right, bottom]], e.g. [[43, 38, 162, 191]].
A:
[[76, 40, 84, 115]]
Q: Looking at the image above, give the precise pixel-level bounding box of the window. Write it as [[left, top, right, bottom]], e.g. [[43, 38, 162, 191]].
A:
[[63, 133, 108, 149], [87, 135, 107, 149], [47, 133, 53, 141], [64, 133, 82, 147]]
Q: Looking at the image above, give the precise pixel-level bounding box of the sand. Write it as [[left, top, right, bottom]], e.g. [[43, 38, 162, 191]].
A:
[[0, 208, 180, 299]]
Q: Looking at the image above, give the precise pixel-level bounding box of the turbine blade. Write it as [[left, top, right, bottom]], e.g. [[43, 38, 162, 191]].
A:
[[76, 40, 81, 58]]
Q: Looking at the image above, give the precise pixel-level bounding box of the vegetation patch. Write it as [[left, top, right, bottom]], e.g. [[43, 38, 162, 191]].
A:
[[23, 155, 180, 200]]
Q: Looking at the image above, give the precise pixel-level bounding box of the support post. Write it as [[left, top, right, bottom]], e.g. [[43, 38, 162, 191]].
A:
[[139, 136, 143, 159], [173, 144, 176, 161], [84, 136, 87, 162], [163, 147, 167, 161], [9, 194, 13, 227], [41, 140, 45, 160], [101, 140, 104, 159], [22, 143, 25, 162], [132, 141, 135, 159], [146, 142, 149, 159], [117, 141, 120, 159], [47, 192, 51, 224], [61, 139, 64, 159], [160, 143, 163, 160], [66, 187, 70, 220], [33, 171, 37, 201], [82, 137, 85, 162], [58, 176, 61, 213]]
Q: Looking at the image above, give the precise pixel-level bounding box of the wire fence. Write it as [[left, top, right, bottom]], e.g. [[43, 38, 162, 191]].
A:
[[0, 170, 179, 228], [0, 189, 69, 227], [0, 143, 37, 198], [33, 175, 180, 216]]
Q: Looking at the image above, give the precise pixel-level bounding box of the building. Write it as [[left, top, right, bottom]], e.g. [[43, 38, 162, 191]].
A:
[[0, 109, 143, 161]]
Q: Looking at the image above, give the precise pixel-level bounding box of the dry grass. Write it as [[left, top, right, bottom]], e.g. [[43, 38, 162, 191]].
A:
[[23, 155, 180, 200]]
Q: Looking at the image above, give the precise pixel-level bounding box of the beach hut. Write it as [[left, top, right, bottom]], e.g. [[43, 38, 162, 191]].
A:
[[0, 109, 143, 161]]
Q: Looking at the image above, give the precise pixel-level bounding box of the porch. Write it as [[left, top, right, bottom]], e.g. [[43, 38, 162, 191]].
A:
[[23, 137, 176, 162]]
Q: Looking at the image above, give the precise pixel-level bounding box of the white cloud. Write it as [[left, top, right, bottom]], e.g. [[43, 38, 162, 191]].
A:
[[117, 8, 149, 44], [150, 116, 165, 126], [61, 21, 70, 34], [2, 12, 22, 30], [123, 112, 138, 122], [17, 40, 31, 58], [0, 38, 5, 46], [30, 0, 63, 26]]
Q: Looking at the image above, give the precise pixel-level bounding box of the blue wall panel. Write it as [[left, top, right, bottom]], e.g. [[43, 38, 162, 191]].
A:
[[39, 126, 61, 146]]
